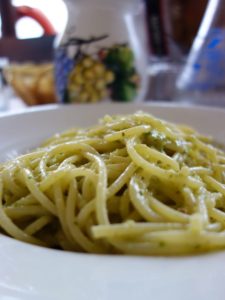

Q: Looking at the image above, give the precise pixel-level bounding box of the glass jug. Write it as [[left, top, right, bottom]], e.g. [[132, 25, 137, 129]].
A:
[[176, 0, 225, 106], [55, 0, 148, 104]]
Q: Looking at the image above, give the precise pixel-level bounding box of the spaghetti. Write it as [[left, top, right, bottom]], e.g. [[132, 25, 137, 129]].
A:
[[0, 111, 225, 255]]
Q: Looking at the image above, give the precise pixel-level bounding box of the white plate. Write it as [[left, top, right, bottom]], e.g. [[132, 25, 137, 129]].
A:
[[0, 103, 225, 300]]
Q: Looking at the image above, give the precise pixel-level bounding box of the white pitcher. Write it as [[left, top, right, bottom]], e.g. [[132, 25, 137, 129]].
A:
[[55, 0, 148, 103]]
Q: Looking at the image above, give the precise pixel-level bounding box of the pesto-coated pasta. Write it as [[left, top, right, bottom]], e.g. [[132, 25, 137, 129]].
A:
[[0, 111, 225, 255]]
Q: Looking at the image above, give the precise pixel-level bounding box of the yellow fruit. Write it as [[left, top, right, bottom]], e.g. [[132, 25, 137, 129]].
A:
[[69, 72, 76, 83], [95, 79, 105, 90], [93, 63, 105, 77], [73, 74, 84, 85], [83, 83, 95, 93], [82, 57, 94, 68], [70, 83, 81, 93], [75, 64, 83, 74], [90, 92, 101, 103], [105, 70, 115, 83], [84, 69, 95, 80], [79, 91, 89, 102]]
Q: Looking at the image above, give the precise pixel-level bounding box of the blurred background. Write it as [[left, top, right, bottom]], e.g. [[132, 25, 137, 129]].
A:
[[1, 0, 222, 110], [0, 0, 207, 60]]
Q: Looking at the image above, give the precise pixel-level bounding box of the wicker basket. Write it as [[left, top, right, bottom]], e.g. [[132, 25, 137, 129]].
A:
[[4, 63, 57, 106]]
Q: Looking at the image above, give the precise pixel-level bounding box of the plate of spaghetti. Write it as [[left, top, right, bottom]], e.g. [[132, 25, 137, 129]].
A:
[[0, 103, 225, 300]]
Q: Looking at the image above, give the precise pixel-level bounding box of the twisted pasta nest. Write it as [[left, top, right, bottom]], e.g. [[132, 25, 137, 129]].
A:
[[0, 111, 225, 255]]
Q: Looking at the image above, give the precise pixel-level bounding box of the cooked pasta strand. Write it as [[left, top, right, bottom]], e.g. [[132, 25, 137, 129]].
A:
[[0, 111, 225, 255]]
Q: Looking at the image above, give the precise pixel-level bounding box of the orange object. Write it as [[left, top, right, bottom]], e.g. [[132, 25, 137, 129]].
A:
[[16, 6, 56, 36]]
